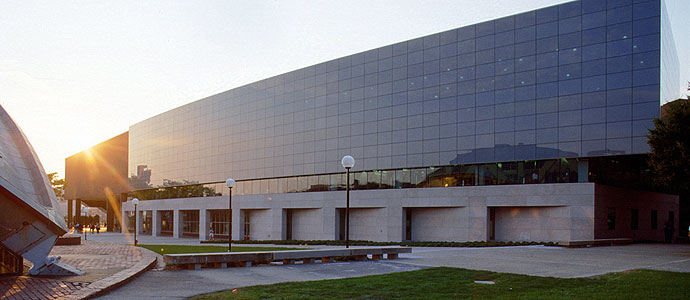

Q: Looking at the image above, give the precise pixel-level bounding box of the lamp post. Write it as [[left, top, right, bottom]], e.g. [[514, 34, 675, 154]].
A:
[[341, 155, 355, 248], [225, 178, 235, 252], [132, 198, 139, 246]]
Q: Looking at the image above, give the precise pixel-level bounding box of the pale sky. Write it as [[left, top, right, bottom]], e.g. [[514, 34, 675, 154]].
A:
[[1, 0, 688, 178]]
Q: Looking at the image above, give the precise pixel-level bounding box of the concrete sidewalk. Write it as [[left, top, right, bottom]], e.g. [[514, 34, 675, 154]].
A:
[[90, 234, 690, 300], [0, 239, 157, 300]]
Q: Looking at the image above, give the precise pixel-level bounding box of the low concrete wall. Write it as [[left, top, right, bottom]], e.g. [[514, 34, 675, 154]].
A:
[[122, 183, 678, 243]]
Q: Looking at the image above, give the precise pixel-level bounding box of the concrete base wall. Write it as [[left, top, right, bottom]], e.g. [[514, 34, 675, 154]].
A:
[[594, 185, 679, 242], [244, 209, 272, 240], [494, 207, 575, 242], [121, 183, 678, 242], [290, 209, 323, 240], [409, 207, 465, 241], [349, 208, 387, 241]]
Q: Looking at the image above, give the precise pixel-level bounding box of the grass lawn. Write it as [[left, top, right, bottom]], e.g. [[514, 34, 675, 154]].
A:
[[191, 267, 690, 300], [137, 244, 306, 255]]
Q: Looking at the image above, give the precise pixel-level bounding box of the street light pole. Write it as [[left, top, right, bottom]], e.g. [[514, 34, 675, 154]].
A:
[[226, 178, 235, 252], [132, 198, 140, 246], [341, 155, 355, 249]]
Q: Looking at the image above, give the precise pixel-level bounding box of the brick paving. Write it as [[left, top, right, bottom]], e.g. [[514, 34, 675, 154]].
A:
[[0, 240, 156, 300]]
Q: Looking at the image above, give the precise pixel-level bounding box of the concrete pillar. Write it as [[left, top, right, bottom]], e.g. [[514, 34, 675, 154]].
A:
[[232, 207, 240, 241], [121, 206, 126, 233], [67, 199, 73, 227], [136, 209, 142, 234], [151, 210, 159, 237], [173, 210, 181, 238], [239, 209, 247, 239], [280, 209, 288, 240], [75, 198, 82, 226], [468, 197, 488, 241], [199, 209, 207, 241], [106, 197, 114, 232], [322, 207, 336, 240], [578, 160, 589, 183], [387, 205, 404, 242]]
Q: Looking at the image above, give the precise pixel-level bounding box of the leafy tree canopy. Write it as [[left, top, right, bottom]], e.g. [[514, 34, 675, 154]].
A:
[[647, 99, 690, 195], [47, 172, 66, 198]]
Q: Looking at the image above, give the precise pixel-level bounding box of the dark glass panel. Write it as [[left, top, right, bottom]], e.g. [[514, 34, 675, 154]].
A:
[[411, 168, 428, 187], [561, 158, 579, 183], [478, 163, 498, 185], [497, 161, 518, 184], [427, 166, 447, 187], [380, 170, 395, 188], [287, 177, 297, 193], [536, 159, 560, 183], [279, 178, 288, 193], [353, 171, 367, 190], [253, 179, 262, 194], [582, 11, 606, 30], [396, 168, 411, 188], [329, 173, 344, 191], [455, 165, 476, 186], [521, 160, 539, 183]]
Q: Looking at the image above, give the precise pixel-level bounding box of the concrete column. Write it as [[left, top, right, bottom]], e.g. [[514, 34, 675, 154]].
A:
[[67, 199, 73, 227], [106, 198, 114, 232], [467, 197, 488, 241], [327, 207, 339, 240], [173, 210, 181, 238], [151, 210, 159, 236], [232, 207, 240, 241], [280, 209, 288, 240], [199, 209, 207, 241], [578, 160, 589, 183], [75, 199, 82, 226], [387, 204, 404, 242], [136, 209, 142, 234], [121, 206, 127, 233]]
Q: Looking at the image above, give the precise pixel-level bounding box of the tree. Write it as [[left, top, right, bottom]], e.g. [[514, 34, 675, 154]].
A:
[[649, 99, 690, 238], [47, 172, 66, 198]]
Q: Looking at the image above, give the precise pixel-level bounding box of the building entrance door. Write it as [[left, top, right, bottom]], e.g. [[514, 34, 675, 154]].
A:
[[285, 210, 293, 240], [489, 207, 496, 241], [405, 209, 412, 241]]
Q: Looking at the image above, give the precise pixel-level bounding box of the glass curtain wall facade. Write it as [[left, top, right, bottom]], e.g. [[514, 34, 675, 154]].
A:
[[129, 0, 675, 197]]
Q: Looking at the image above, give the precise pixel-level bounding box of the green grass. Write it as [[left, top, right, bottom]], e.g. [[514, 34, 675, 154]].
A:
[[201, 239, 558, 248], [137, 244, 306, 255], [190, 267, 690, 300]]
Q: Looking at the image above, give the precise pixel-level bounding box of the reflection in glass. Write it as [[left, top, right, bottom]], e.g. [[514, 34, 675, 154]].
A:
[[536, 160, 559, 183], [181, 210, 199, 236], [455, 165, 476, 186], [411, 168, 427, 187], [287, 177, 297, 193], [380, 170, 395, 188], [396, 169, 411, 188], [298, 176, 309, 192], [329, 173, 344, 191], [353, 171, 367, 190], [478, 163, 498, 185], [497, 162, 518, 184]]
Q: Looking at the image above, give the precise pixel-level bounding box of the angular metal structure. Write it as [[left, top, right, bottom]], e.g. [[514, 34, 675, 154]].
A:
[[0, 104, 82, 275]]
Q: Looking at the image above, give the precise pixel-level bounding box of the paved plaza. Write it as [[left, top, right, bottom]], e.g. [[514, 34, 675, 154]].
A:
[[91, 232, 690, 300], [0, 237, 156, 300], [2, 232, 689, 300]]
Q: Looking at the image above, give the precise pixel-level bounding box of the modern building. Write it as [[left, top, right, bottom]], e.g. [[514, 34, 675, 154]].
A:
[[65, 132, 129, 232], [70, 0, 687, 243]]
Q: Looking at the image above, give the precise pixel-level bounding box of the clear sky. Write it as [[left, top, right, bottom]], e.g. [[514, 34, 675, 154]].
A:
[[1, 0, 688, 178]]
